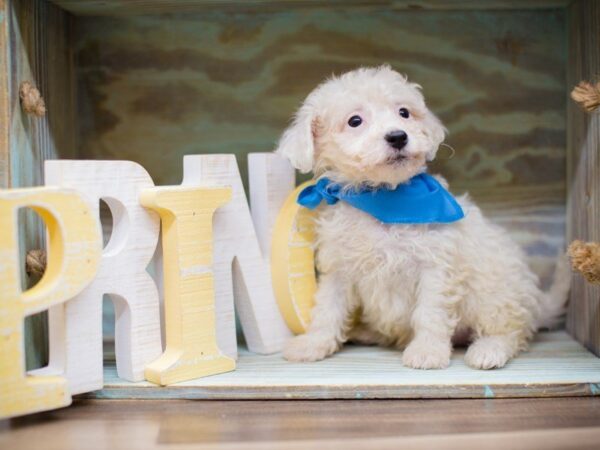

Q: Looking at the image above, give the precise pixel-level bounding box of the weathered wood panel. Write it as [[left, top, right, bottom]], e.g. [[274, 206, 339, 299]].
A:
[[566, 0, 600, 356], [75, 9, 566, 285], [88, 332, 600, 399], [49, 0, 571, 17], [6, 0, 76, 369], [0, 0, 8, 189]]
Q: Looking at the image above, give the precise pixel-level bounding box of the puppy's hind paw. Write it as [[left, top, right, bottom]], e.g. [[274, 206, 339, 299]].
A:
[[283, 334, 339, 362], [402, 338, 451, 370]]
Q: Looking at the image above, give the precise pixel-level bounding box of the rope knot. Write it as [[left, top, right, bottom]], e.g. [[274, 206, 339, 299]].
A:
[[25, 249, 47, 278], [568, 240, 600, 284], [19, 81, 46, 117], [571, 80, 600, 113]]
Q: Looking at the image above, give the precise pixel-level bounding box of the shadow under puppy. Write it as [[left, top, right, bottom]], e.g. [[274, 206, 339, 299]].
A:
[[275, 65, 570, 370]]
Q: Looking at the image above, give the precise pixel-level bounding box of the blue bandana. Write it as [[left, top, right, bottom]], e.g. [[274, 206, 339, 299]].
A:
[[297, 173, 464, 224]]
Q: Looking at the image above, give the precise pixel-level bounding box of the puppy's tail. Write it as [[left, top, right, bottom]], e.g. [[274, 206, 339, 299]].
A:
[[536, 253, 572, 330]]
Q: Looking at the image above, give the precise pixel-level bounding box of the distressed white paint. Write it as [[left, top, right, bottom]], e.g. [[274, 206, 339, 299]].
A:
[[181, 154, 294, 356], [248, 153, 296, 258], [38, 160, 162, 394]]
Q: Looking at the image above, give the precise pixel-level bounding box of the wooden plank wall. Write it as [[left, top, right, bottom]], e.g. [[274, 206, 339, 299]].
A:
[[4, 0, 75, 369], [566, 0, 600, 356], [75, 8, 567, 287]]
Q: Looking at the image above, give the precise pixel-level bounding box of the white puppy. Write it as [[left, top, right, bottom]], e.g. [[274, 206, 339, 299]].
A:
[[275, 65, 570, 370]]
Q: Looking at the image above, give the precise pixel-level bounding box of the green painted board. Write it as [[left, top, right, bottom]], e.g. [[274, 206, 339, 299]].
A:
[[86, 331, 600, 399]]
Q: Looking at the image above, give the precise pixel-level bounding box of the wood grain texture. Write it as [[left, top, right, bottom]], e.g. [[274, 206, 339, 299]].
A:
[[74, 9, 566, 286], [48, 0, 571, 16], [86, 331, 600, 399], [566, 0, 600, 356], [9, 0, 76, 186], [6, 0, 75, 370], [3, 398, 600, 450]]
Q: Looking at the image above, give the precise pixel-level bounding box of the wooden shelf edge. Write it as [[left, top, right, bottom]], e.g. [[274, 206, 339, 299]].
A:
[[48, 0, 572, 17], [85, 331, 600, 400]]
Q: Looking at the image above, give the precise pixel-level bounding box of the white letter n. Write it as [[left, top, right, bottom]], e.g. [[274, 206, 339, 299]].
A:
[[182, 154, 294, 356]]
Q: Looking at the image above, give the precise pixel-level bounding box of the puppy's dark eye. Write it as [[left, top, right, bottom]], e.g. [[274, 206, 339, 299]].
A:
[[348, 115, 363, 127], [399, 108, 410, 118]]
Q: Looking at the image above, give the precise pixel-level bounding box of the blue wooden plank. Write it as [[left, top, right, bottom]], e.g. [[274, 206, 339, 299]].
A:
[[86, 331, 600, 399]]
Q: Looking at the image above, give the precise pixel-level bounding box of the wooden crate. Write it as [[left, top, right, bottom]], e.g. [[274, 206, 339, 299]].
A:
[[1, 0, 599, 399]]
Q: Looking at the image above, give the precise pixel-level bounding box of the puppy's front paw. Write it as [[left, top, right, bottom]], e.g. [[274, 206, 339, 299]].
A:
[[283, 334, 338, 362], [402, 338, 451, 370], [464, 336, 513, 370]]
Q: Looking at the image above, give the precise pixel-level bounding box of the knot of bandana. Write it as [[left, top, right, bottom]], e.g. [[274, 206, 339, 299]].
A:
[[297, 178, 342, 209]]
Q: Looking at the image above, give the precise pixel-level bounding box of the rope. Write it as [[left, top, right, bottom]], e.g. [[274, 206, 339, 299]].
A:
[[19, 81, 46, 117], [25, 249, 47, 278], [568, 240, 600, 284], [571, 80, 600, 113]]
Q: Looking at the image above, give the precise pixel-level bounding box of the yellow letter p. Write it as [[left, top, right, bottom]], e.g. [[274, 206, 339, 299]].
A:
[[0, 187, 101, 418]]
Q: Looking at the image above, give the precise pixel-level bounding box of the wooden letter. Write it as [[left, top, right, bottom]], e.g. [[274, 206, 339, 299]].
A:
[[140, 185, 235, 385], [271, 182, 318, 334], [40, 161, 162, 394], [0, 187, 101, 418], [182, 154, 293, 356]]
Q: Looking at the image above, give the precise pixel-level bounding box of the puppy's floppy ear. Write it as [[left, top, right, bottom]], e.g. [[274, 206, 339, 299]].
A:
[[276, 103, 316, 173], [424, 110, 448, 161]]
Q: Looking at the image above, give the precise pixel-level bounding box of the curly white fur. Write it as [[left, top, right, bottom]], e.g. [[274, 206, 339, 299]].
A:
[[276, 65, 570, 370]]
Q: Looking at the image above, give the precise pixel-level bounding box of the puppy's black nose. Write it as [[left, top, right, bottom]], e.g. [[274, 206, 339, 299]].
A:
[[385, 130, 408, 150]]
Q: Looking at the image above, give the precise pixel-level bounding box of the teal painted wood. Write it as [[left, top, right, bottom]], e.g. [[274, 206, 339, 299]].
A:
[[85, 332, 600, 399], [0, 1, 8, 189], [6, 0, 75, 370]]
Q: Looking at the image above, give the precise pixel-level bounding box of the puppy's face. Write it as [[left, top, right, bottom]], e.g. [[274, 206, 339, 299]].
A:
[[277, 66, 446, 187]]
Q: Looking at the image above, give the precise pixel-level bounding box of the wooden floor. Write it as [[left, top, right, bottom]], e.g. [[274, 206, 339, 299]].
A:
[[2, 398, 600, 449]]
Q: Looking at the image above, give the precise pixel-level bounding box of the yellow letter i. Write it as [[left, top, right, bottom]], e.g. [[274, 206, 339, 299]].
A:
[[141, 185, 235, 386]]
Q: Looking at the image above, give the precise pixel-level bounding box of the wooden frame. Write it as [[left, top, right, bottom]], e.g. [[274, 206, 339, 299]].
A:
[[0, 0, 9, 189], [566, 0, 600, 356], [48, 1, 572, 16], [1, 0, 599, 402]]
